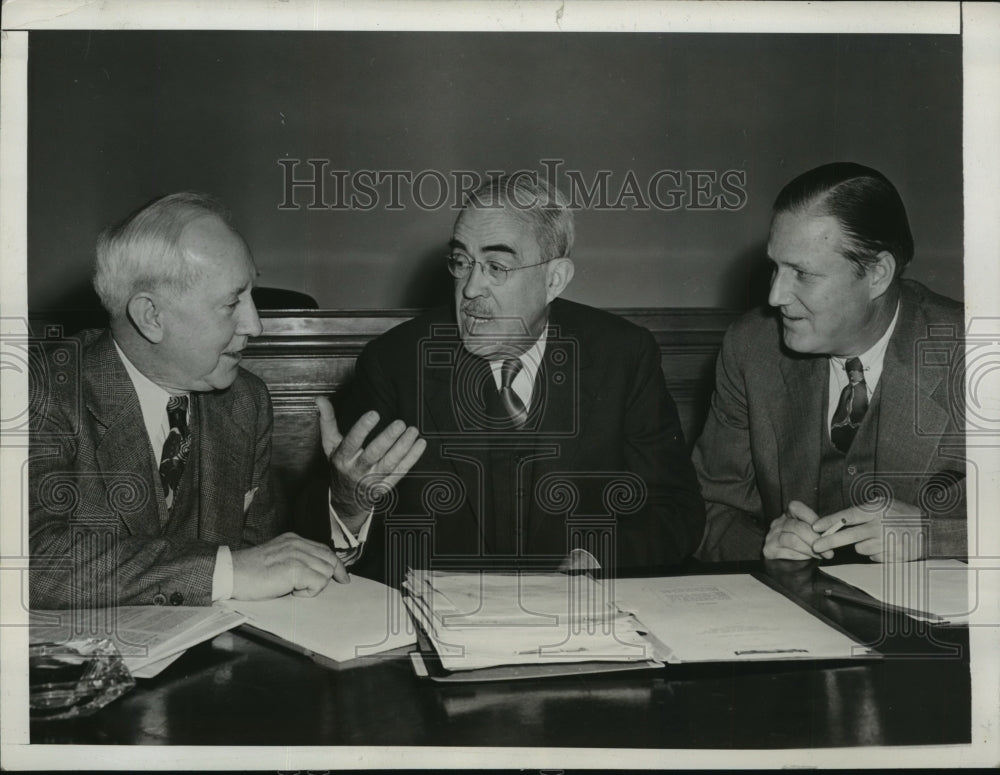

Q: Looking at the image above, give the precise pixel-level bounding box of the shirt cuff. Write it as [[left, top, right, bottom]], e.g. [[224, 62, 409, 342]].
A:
[[211, 545, 234, 602], [329, 495, 373, 566]]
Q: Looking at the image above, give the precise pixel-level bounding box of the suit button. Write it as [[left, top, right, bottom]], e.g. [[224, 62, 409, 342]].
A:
[[516, 488, 526, 498], [170, 592, 184, 606], [847, 465, 858, 476], [152, 593, 167, 606]]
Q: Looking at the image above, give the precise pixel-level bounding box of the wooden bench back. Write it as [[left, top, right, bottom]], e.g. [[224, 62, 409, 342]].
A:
[[241, 308, 737, 489]]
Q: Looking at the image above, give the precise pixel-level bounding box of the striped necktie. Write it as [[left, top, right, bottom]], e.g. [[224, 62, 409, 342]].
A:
[[499, 358, 528, 429]]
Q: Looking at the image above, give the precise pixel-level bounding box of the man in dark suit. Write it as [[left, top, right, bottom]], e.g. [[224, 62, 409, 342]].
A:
[[317, 176, 704, 582], [29, 193, 354, 608], [694, 163, 966, 562]]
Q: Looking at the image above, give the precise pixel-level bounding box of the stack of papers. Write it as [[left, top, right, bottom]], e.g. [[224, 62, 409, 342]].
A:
[[612, 574, 871, 663], [222, 574, 416, 664], [403, 570, 656, 672], [821, 559, 972, 624], [30, 606, 247, 678]]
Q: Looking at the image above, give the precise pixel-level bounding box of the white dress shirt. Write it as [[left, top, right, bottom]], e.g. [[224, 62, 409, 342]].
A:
[[826, 301, 901, 433], [115, 342, 234, 601]]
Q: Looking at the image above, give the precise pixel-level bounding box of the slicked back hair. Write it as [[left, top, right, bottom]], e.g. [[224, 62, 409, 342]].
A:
[[773, 162, 914, 278]]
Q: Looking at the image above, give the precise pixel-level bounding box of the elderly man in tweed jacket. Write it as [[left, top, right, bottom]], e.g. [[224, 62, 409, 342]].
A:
[[29, 193, 353, 608]]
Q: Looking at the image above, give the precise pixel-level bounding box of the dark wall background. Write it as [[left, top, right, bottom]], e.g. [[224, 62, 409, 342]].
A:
[[28, 31, 963, 314]]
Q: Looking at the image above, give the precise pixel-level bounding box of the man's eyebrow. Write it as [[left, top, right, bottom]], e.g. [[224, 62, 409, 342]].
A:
[[767, 255, 810, 272], [447, 238, 517, 258], [231, 274, 256, 297], [481, 243, 517, 257]]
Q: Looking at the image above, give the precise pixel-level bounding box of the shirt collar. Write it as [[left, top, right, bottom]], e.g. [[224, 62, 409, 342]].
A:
[[518, 326, 548, 383], [487, 328, 548, 410], [115, 340, 175, 403], [114, 339, 187, 445], [830, 298, 900, 382], [488, 328, 548, 375]]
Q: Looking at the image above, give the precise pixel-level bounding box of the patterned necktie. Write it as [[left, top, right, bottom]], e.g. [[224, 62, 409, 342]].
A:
[[830, 357, 868, 453], [159, 395, 191, 509], [499, 358, 528, 429]]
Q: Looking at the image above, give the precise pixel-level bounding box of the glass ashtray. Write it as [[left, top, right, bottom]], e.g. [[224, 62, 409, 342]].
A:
[[30, 638, 136, 720]]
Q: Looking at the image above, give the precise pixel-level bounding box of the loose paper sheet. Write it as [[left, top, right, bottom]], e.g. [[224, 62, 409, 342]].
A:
[[612, 574, 870, 662], [820, 560, 972, 623]]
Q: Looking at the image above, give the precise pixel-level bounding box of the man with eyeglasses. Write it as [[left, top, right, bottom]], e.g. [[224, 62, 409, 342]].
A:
[[311, 175, 704, 581]]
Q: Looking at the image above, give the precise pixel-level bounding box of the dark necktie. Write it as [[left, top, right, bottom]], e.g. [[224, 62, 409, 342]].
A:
[[159, 395, 191, 509], [499, 358, 528, 429], [830, 357, 868, 453]]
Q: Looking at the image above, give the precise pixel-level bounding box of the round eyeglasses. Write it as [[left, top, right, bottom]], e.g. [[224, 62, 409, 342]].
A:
[[445, 252, 550, 286]]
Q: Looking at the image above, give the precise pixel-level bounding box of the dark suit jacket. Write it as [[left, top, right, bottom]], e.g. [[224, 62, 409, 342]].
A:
[[29, 329, 282, 608], [693, 280, 966, 561], [331, 298, 704, 580]]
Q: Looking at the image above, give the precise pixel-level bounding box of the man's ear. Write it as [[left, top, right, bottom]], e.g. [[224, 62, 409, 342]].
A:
[[545, 257, 575, 303], [127, 292, 165, 344], [867, 251, 896, 299]]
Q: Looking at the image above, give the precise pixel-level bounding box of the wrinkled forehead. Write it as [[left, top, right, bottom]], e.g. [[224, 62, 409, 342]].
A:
[[453, 204, 539, 252]]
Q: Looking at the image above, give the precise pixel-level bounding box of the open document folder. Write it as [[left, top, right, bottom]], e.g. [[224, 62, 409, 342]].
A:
[[820, 559, 972, 624], [221, 574, 416, 665], [612, 574, 874, 663], [403, 570, 658, 672]]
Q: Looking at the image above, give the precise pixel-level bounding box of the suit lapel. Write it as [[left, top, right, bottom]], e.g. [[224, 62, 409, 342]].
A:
[[523, 309, 595, 544], [776, 349, 826, 507], [876, 288, 951, 476], [421, 336, 491, 535], [422, 338, 467, 437], [85, 332, 167, 535], [533, 317, 593, 454], [195, 389, 251, 543]]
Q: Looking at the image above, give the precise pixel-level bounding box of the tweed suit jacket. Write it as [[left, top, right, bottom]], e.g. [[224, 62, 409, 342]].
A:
[[331, 298, 705, 581], [29, 329, 282, 608], [693, 280, 966, 561]]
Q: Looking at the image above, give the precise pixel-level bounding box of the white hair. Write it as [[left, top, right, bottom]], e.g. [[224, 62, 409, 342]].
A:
[[93, 192, 234, 318], [462, 174, 575, 260]]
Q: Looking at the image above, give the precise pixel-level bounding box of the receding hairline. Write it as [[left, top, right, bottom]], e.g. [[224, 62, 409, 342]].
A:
[[95, 192, 250, 318], [175, 212, 247, 257], [139, 214, 253, 298], [453, 202, 545, 261], [767, 207, 848, 252]]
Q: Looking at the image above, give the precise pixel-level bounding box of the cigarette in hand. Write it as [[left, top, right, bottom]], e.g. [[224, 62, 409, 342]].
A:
[[820, 517, 847, 538]]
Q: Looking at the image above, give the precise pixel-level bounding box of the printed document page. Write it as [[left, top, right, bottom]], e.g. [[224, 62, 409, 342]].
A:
[[820, 559, 971, 623], [30, 606, 247, 676], [222, 574, 415, 663], [612, 574, 870, 662]]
